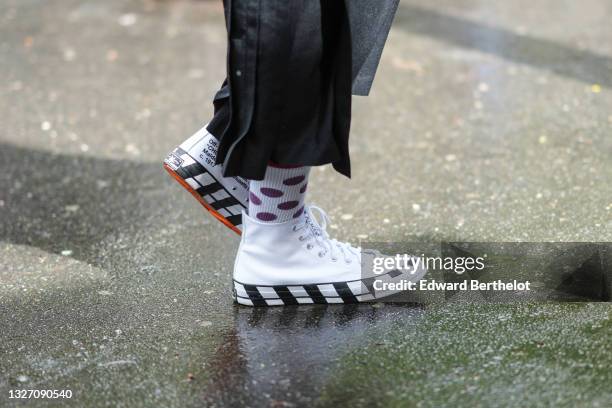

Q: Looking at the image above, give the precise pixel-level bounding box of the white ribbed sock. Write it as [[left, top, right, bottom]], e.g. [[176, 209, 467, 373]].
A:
[[248, 165, 310, 223]]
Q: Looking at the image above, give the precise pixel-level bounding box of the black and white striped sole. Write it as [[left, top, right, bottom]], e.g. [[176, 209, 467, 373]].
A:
[[163, 146, 246, 234], [233, 269, 421, 306]]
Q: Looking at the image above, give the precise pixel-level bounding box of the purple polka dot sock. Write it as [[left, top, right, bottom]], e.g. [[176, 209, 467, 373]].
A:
[[248, 164, 310, 223]]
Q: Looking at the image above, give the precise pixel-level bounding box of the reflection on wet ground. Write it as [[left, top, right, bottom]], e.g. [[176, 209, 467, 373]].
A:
[[203, 305, 425, 406]]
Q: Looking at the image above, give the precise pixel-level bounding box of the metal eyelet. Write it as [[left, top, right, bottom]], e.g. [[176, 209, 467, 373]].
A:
[[306, 244, 313, 250], [298, 236, 304, 241], [318, 251, 325, 258], [331, 257, 338, 262]]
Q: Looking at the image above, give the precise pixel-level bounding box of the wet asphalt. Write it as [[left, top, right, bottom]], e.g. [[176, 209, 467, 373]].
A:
[[1, 0, 611, 406]]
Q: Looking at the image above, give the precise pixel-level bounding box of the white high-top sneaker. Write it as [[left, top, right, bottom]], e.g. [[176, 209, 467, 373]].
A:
[[233, 206, 427, 306], [163, 125, 248, 234]]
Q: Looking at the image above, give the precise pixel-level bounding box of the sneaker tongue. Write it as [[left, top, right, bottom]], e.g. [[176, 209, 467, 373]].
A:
[[304, 209, 324, 237]]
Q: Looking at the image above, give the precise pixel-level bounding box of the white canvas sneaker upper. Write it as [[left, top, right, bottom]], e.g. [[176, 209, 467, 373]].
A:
[[164, 125, 249, 233], [234, 206, 425, 289], [177, 126, 249, 202], [234, 206, 365, 286]]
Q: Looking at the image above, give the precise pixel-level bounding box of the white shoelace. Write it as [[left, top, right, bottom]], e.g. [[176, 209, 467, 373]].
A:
[[293, 205, 361, 264]]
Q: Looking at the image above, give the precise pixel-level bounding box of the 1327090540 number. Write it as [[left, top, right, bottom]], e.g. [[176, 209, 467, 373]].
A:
[[9, 389, 73, 399]]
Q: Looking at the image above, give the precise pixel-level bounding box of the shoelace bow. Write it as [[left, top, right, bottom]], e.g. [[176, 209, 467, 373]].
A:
[[293, 205, 361, 264]]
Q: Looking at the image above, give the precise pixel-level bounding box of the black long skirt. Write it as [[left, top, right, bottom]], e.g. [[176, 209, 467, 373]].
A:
[[208, 0, 398, 180]]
